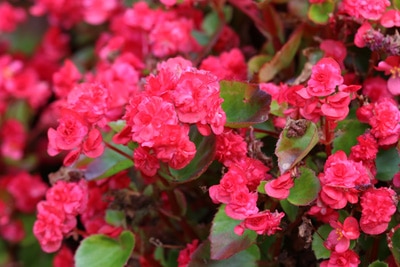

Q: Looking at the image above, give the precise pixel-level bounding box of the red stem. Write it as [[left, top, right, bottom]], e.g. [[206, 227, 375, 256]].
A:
[[104, 142, 133, 162]]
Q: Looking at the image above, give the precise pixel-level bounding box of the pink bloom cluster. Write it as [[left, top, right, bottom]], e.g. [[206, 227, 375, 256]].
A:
[[0, 2, 26, 32], [210, 128, 283, 235], [261, 57, 361, 123], [30, 0, 119, 28], [360, 187, 397, 235], [33, 180, 88, 253], [357, 98, 400, 146], [340, 0, 390, 20], [115, 57, 226, 174], [318, 151, 372, 209]]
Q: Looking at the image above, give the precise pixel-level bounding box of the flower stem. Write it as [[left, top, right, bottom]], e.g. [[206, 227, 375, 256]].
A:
[[104, 142, 133, 161]]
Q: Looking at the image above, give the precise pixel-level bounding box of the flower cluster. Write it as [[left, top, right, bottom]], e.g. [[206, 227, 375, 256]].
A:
[[33, 179, 88, 253]]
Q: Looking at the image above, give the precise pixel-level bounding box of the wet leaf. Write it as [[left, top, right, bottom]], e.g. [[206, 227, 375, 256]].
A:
[[287, 167, 320, 206], [258, 25, 304, 82], [220, 80, 271, 128], [275, 120, 319, 173], [210, 205, 257, 260]]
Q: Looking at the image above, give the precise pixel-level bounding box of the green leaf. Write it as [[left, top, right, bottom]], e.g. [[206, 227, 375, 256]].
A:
[[209, 205, 257, 260], [220, 80, 271, 128], [159, 127, 216, 183], [257, 181, 267, 194], [394, 0, 400, 9], [312, 224, 332, 260], [389, 227, 400, 266], [275, 120, 319, 173], [258, 25, 303, 82], [368, 260, 389, 267], [248, 54, 273, 76], [376, 147, 400, 181], [308, 2, 335, 24], [108, 120, 127, 133], [189, 240, 260, 267], [332, 119, 369, 155], [75, 231, 135, 267], [202, 7, 233, 36], [0, 240, 9, 265], [84, 144, 134, 180], [280, 199, 298, 222], [287, 167, 320, 206], [105, 210, 126, 227]]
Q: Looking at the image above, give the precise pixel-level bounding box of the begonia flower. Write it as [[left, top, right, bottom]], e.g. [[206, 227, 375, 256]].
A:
[[376, 56, 400, 95], [265, 172, 294, 200], [234, 210, 285, 236], [320, 249, 360, 267], [325, 217, 360, 253], [380, 9, 400, 28], [306, 58, 343, 97], [360, 187, 397, 235]]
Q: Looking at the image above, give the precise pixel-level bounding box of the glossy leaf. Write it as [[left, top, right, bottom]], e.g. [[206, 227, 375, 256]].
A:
[[332, 119, 369, 155], [248, 54, 273, 76], [210, 205, 257, 260], [287, 167, 320, 206], [84, 144, 134, 180], [312, 224, 332, 260], [189, 240, 260, 267], [376, 147, 400, 181], [159, 127, 216, 183], [75, 231, 135, 267], [275, 120, 319, 173], [308, 2, 334, 24], [220, 80, 271, 128], [258, 25, 304, 82]]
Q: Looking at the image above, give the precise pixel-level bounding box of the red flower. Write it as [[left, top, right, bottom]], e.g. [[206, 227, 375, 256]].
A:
[[360, 187, 397, 235], [234, 210, 285, 236], [47, 109, 88, 155], [325, 217, 360, 253], [177, 239, 199, 267], [320, 249, 360, 267], [376, 56, 400, 96], [307, 58, 343, 97], [265, 172, 294, 200]]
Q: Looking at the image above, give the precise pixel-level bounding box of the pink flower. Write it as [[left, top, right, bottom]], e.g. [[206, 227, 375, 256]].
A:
[[319, 151, 372, 209], [320, 40, 347, 69], [6, 172, 48, 213], [360, 187, 397, 235], [320, 92, 351, 121], [350, 132, 378, 161], [234, 210, 285, 236], [0, 119, 26, 160], [265, 172, 294, 200], [307, 58, 343, 97], [177, 239, 199, 267], [308, 197, 339, 223], [46, 180, 88, 216], [53, 60, 81, 99], [380, 9, 400, 28], [82, 128, 104, 158], [354, 22, 372, 48], [368, 98, 400, 146], [225, 189, 259, 220], [200, 48, 248, 80], [215, 129, 248, 167], [362, 77, 393, 102], [376, 56, 400, 95], [53, 246, 74, 267], [325, 217, 360, 253], [133, 146, 160, 177], [237, 157, 270, 191], [0, 2, 26, 32], [82, 0, 118, 25], [47, 109, 88, 155], [341, 0, 390, 20], [320, 249, 360, 267], [0, 219, 25, 243], [33, 201, 66, 253]]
